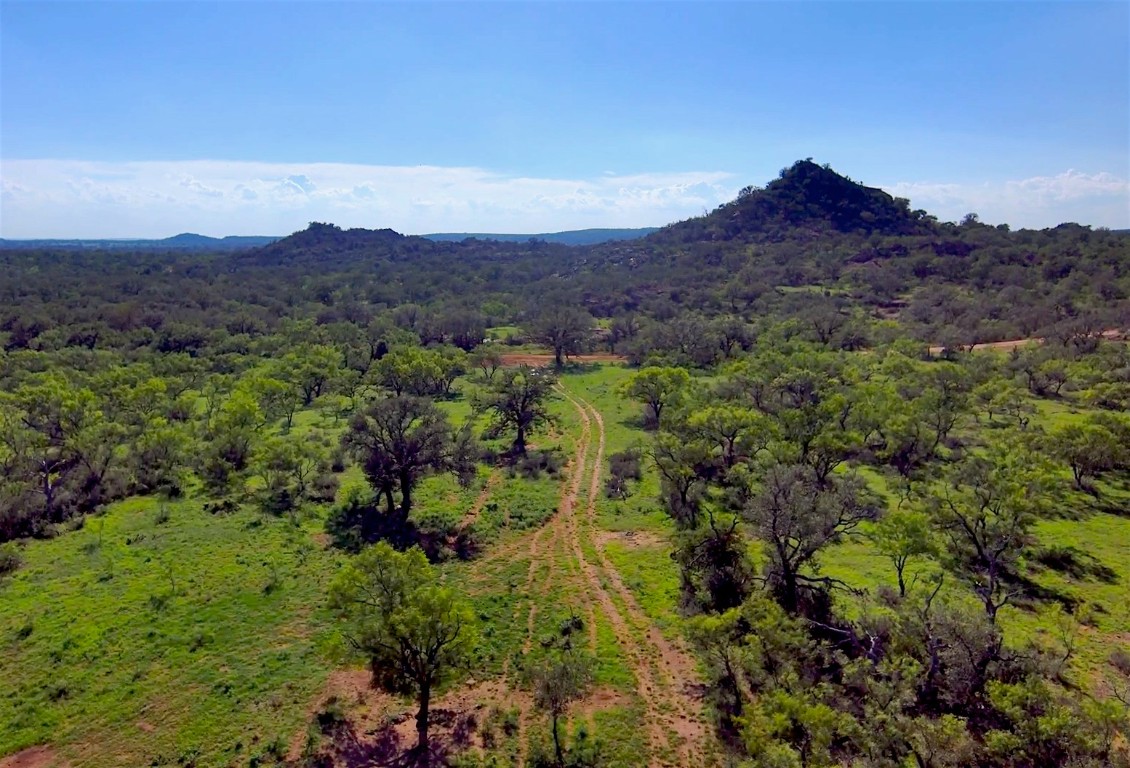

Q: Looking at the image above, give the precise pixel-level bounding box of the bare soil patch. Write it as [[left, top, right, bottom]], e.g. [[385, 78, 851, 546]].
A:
[[0, 748, 71, 768], [928, 329, 1124, 355], [499, 353, 627, 367]]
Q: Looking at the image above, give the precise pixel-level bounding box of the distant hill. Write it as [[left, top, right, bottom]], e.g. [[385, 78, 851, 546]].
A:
[[0, 233, 279, 250], [0, 228, 655, 251], [424, 228, 658, 246], [651, 159, 934, 244]]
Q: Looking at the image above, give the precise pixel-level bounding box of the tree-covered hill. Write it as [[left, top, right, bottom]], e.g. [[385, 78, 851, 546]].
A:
[[652, 159, 935, 244]]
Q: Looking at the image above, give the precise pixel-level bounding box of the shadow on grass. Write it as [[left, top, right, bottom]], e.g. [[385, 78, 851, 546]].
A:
[[325, 505, 482, 564], [1008, 572, 1080, 612], [1031, 544, 1119, 584], [316, 708, 479, 767], [1092, 498, 1130, 519]]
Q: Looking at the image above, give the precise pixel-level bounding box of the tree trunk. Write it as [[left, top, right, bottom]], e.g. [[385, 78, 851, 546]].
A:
[[399, 474, 413, 519], [514, 425, 526, 456], [780, 567, 800, 616], [417, 681, 431, 757], [552, 712, 563, 766]]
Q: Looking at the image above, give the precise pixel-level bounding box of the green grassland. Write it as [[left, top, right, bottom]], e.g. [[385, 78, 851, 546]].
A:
[[0, 367, 662, 766], [2, 360, 1128, 766], [0, 496, 338, 766]]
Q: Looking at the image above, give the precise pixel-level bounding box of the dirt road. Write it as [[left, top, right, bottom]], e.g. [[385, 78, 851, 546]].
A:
[[927, 328, 1123, 355], [499, 353, 628, 367]]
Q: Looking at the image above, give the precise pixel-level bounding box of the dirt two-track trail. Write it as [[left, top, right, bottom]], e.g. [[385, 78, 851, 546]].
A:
[[295, 383, 717, 767], [503, 386, 714, 768]]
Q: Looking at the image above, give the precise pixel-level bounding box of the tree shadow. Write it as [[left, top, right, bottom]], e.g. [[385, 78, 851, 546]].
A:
[[325, 501, 485, 564], [558, 361, 604, 374], [318, 708, 479, 767], [1006, 571, 1080, 612], [1030, 544, 1119, 584], [1092, 497, 1130, 519]]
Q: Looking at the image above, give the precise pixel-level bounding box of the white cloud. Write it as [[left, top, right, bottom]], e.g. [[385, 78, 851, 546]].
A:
[[0, 159, 739, 238], [2, 160, 1124, 238], [886, 170, 1130, 229]]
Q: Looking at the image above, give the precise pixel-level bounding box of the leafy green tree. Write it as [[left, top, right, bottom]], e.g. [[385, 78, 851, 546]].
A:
[[528, 304, 592, 367], [132, 418, 192, 496], [742, 465, 881, 615], [469, 345, 504, 382], [343, 396, 454, 525], [247, 371, 301, 430], [200, 389, 265, 494], [650, 432, 712, 530], [475, 366, 556, 455], [926, 439, 1055, 621], [868, 509, 936, 596], [254, 436, 326, 511], [620, 366, 691, 430], [1051, 419, 1124, 491], [282, 344, 342, 405], [0, 373, 103, 521], [686, 403, 773, 469], [374, 346, 465, 397], [526, 628, 595, 766], [328, 542, 477, 755]]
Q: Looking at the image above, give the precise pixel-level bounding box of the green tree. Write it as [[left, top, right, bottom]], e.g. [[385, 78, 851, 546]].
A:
[[1051, 419, 1124, 491], [528, 304, 592, 368], [283, 344, 342, 405], [742, 464, 881, 615], [328, 542, 477, 756], [526, 634, 595, 766], [868, 509, 936, 596], [343, 396, 454, 525], [200, 388, 264, 494], [620, 366, 691, 430], [927, 439, 1055, 621], [686, 403, 773, 469], [475, 366, 556, 455], [469, 345, 504, 382]]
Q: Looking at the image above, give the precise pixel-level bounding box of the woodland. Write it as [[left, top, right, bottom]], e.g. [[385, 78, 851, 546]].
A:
[[1, 160, 1129, 768]]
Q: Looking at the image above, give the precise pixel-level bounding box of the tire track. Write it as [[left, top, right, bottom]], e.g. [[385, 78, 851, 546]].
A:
[[556, 393, 673, 764], [486, 384, 714, 766], [457, 469, 502, 532], [562, 390, 712, 768]]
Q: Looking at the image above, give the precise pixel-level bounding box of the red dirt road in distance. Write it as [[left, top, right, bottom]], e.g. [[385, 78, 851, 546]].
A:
[[499, 353, 628, 367], [928, 328, 1124, 356]]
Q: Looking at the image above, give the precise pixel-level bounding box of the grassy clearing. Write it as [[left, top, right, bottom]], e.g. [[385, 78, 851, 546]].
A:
[[0, 496, 340, 767], [0, 373, 599, 765], [821, 387, 1130, 688]]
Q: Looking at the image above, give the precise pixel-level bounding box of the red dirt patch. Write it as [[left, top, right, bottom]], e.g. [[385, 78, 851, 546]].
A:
[[576, 686, 631, 717], [499, 353, 627, 367], [928, 329, 1124, 355], [0, 747, 72, 768], [290, 673, 529, 767]]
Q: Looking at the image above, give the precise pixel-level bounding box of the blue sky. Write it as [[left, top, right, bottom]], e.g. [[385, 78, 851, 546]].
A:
[[2, 1, 1127, 237]]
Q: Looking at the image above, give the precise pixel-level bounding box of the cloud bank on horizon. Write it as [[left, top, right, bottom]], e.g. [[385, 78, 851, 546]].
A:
[[1, 159, 1127, 239]]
